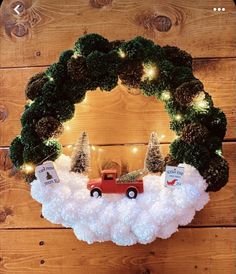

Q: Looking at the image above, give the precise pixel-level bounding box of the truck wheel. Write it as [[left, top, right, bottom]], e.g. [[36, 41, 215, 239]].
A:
[[126, 188, 137, 199], [90, 188, 102, 198]]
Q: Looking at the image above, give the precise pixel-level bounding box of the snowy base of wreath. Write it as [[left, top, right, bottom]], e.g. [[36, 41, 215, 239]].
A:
[[31, 154, 209, 246]]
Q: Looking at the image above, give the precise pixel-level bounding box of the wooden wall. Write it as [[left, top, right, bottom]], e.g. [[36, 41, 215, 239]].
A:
[[0, 0, 236, 273]]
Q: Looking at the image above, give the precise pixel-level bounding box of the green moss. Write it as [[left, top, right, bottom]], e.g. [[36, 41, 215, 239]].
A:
[[10, 136, 24, 168]]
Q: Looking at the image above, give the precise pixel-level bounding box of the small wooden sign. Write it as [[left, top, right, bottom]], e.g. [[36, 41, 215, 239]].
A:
[[35, 161, 60, 186], [165, 166, 184, 187]]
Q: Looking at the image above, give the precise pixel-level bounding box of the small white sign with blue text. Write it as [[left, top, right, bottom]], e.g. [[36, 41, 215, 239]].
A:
[[35, 161, 60, 186], [165, 165, 184, 187]]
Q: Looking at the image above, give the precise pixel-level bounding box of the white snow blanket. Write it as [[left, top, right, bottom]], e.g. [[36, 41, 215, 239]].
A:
[[31, 154, 209, 246]]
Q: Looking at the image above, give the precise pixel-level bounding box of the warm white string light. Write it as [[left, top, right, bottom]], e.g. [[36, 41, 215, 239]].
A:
[[143, 63, 158, 81], [192, 92, 209, 112], [174, 114, 182, 121], [118, 49, 126, 58], [22, 163, 35, 174], [160, 91, 171, 101], [132, 147, 138, 153]]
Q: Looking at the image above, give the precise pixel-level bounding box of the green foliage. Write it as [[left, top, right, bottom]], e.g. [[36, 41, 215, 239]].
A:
[[74, 33, 110, 56], [10, 136, 24, 168], [58, 50, 74, 64], [23, 140, 62, 164], [46, 63, 66, 84], [163, 46, 192, 68], [170, 139, 210, 170], [171, 66, 195, 88]]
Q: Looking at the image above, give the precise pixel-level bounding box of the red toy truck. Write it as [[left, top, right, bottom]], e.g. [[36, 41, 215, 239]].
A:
[[87, 169, 144, 199]]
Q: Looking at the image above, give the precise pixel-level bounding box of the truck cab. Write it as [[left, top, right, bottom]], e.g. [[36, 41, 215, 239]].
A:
[[87, 169, 144, 199]]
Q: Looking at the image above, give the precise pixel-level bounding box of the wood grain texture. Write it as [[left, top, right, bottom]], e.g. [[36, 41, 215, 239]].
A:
[[0, 142, 235, 229], [0, 58, 235, 146], [0, 0, 236, 67], [0, 228, 235, 274]]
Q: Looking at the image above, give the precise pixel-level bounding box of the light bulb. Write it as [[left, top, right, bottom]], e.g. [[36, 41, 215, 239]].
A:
[[65, 125, 70, 130], [215, 149, 222, 156], [160, 134, 166, 139], [67, 145, 72, 149], [161, 91, 171, 101], [143, 63, 158, 81], [175, 114, 182, 121], [49, 76, 54, 82], [132, 147, 138, 153], [22, 163, 35, 174], [91, 145, 96, 151], [192, 92, 209, 112], [118, 49, 126, 58]]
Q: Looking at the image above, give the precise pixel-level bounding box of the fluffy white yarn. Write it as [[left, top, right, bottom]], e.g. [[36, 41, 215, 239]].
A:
[[31, 154, 209, 246]]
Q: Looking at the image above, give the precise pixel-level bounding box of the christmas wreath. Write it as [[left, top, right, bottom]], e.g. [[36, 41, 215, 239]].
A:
[[9, 34, 229, 245]]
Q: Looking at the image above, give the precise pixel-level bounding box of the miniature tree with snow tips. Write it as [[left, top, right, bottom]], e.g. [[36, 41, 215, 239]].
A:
[[144, 132, 164, 173], [118, 169, 147, 183], [70, 131, 90, 174]]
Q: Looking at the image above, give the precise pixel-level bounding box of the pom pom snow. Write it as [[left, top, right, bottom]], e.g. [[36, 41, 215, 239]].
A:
[[31, 154, 209, 246]]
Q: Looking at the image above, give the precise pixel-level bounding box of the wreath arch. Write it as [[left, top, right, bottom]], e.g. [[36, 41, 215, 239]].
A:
[[10, 33, 229, 192]]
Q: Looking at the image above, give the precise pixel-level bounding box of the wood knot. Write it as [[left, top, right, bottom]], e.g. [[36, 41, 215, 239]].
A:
[[90, 0, 112, 8], [0, 105, 8, 122], [152, 15, 172, 32], [11, 23, 28, 37], [0, 207, 13, 223], [135, 12, 172, 33]]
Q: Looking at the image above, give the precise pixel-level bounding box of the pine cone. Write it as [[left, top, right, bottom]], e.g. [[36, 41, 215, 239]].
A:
[[175, 80, 204, 106], [182, 123, 209, 145], [35, 116, 63, 140], [162, 154, 179, 172], [202, 156, 229, 192], [119, 61, 143, 88], [67, 57, 88, 82], [25, 72, 48, 100]]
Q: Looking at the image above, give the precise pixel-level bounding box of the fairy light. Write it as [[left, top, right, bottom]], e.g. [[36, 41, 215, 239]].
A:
[[27, 99, 33, 106], [132, 147, 138, 153], [175, 114, 182, 121], [160, 134, 166, 140], [67, 145, 73, 149], [215, 149, 223, 157], [161, 91, 171, 101], [22, 163, 35, 174], [192, 92, 209, 112], [65, 125, 70, 130], [48, 76, 54, 82], [98, 147, 103, 152], [143, 63, 158, 81], [118, 49, 126, 58], [91, 145, 96, 151]]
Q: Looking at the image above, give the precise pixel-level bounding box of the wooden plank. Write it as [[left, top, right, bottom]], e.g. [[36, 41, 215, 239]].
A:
[[0, 58, 235, 146], [0, 142, 235, 228], [0, 228, 235, 274], [0, 0, 236, 68]]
